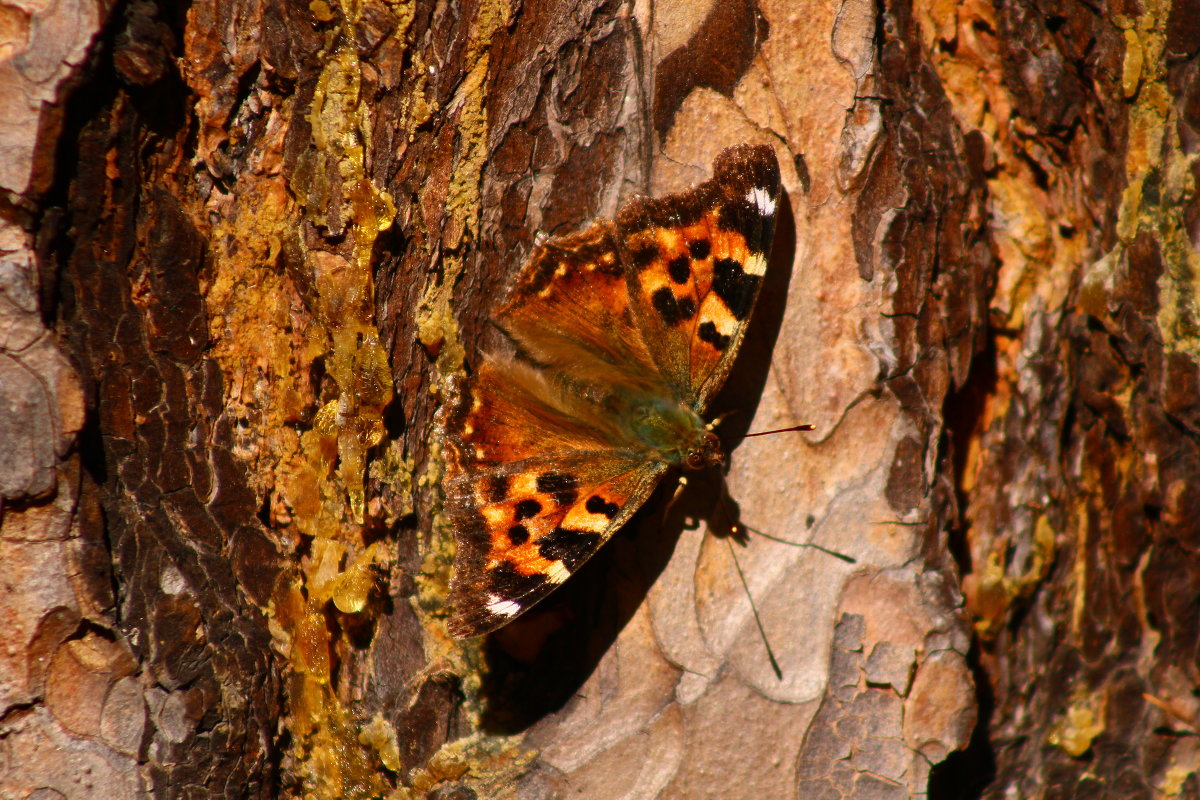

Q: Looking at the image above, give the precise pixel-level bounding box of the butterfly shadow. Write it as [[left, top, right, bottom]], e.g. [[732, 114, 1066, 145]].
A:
[[473, 188, 799, 735]]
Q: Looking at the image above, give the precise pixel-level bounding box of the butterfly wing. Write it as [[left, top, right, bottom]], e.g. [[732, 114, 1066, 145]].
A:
[[440, 366, 667, 637], [616, 144, 781, 410]]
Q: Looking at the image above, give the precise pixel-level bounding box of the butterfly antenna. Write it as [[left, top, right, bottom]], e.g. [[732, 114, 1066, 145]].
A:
[[743, 423, 814, 438], [725, 538, 783, 680], [733, 522, 856, 563]]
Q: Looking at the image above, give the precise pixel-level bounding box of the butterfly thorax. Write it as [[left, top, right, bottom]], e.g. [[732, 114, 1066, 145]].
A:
[[620, 393, 724, 470]]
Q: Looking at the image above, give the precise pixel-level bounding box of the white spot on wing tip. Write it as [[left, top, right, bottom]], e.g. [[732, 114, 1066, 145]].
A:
[[486, 595, 523, 618], [747, 187, 776, 217]]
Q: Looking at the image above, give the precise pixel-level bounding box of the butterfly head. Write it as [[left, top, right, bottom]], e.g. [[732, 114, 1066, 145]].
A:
[[683, 429, 725, 471]]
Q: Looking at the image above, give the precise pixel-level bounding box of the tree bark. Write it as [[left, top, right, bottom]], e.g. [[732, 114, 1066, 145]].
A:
[[0, 0, 1195, 799]]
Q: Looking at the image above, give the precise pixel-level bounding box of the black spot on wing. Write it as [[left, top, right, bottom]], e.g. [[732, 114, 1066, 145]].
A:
[[507, 524, 530, 545], [717, 200, 772, 254], [697, 321, 731, 351], [712, 258, 760, 320], [537, 472, 579, 506], [538, 528, 602, 570], [689, 239, 711, 260], [652, 287, 698, 327], [485, 475, 510, 503], [514, 499, 542, 520], [629, 243, 659, 270], [485, 561, 546, 597], [667, 255, 691, 284], [585, 495, 620, 518]]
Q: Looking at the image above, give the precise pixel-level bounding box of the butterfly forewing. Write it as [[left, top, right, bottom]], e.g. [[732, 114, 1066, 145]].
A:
[[617, 145, 780, 410]]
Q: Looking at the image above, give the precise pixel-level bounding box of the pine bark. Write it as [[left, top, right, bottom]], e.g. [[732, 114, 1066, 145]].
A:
[[0, 0, 1195, 799]]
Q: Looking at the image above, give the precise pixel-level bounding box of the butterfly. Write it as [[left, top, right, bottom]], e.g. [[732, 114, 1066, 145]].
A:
[[438, 144, 782, 637]]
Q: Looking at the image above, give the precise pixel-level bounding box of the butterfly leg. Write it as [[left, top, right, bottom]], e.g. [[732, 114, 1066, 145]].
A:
[[658, 475, 691, 533]]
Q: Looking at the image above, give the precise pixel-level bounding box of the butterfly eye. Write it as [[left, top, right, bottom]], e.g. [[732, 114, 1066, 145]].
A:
[[684, 451, 706, 470]]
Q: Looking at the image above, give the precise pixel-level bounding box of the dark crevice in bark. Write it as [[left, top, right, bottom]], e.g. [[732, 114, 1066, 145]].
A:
[[927, 639, 997, 800]]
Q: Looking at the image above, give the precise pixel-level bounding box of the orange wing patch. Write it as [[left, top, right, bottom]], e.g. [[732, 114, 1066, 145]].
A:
[[441, 363, 582, 470], [470, 470, 631, 582], [689, 215, 771, 394]]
